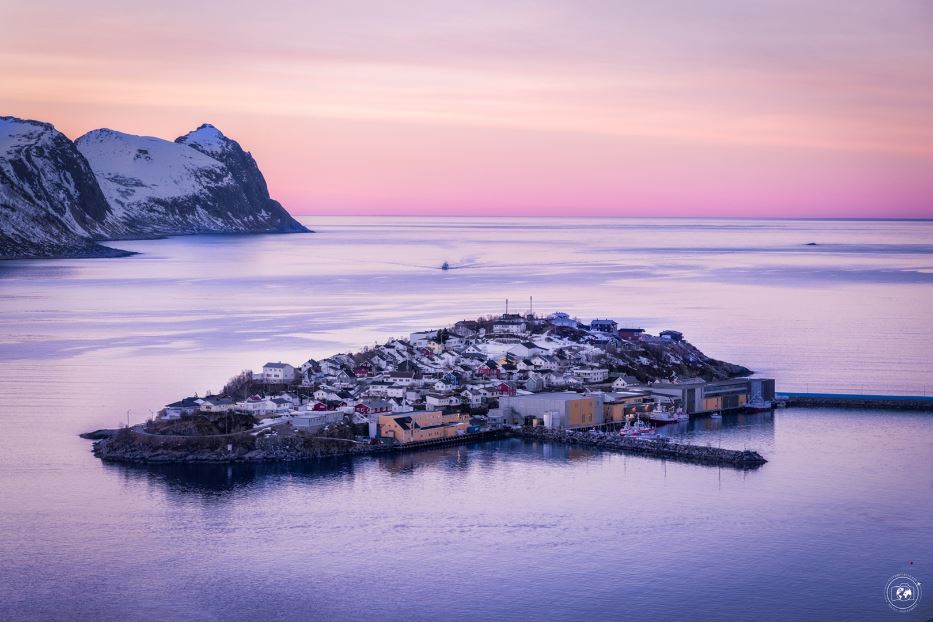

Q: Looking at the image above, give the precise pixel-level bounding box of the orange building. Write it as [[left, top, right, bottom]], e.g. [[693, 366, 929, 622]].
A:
[[376, 411, 468, 444]]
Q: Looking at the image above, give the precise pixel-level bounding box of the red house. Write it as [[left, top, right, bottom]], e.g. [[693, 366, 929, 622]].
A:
[[477, 361, 500, 379], [353, 364, 373, 377], [311, 401, 328, 411], [354, 400, 391, 415], [497, 381, 517, 396]]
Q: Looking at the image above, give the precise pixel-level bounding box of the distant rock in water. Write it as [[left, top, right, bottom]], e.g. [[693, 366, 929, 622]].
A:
[[0, 116, 128, 258], [804, 242, 819, 246], [0, 116, 308, 259]]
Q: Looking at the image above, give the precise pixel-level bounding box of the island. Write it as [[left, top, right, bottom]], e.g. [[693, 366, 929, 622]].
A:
[[84, 312, 773, 469]]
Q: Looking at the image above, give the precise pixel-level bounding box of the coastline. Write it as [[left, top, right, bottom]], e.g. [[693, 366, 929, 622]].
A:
[[83, 425, 767, 469]]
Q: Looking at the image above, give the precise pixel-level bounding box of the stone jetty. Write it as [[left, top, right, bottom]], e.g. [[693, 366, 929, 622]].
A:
[[518, 427, 767, 469]]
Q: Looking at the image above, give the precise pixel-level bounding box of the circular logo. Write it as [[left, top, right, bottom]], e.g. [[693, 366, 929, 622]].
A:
[[885, 573, 922, 613]]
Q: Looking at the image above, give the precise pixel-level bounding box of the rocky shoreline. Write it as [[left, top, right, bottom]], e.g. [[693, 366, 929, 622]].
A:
[[84, 426, 767, 469]]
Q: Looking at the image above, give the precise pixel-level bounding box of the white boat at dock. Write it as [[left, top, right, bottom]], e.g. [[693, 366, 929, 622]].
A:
[[648, 401, 678, 425]]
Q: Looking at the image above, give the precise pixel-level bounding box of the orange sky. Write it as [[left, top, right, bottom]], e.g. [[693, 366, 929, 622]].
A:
[[2, 0, 933, 217]]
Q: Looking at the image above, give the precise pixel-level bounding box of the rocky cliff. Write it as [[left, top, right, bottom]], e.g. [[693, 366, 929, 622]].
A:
[[0, 117, 128, 257], [0, 116, 308, 258]]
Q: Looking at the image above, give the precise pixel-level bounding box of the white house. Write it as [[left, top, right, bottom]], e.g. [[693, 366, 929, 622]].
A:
[[493, 317, 527, 334], [572, 367, 610, 383], [261, 362, 296, 384], [612, 375, 640, 390], [409, 330, 437, 347], [460, 388, 484, 407], [199, 396, 236, 413], [426, 393, 462, 409], [238, 395, 276, 416], [162, 397, 202, 419]]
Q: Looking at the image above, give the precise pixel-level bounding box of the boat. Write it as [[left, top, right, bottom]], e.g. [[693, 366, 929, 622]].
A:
[[709, 411, 722, 419], [744, 397, 773, 413], [648, 401, 677, 425], [441, 261, 450, 271], [674, 408, 689, 422], [620, 416, 657, 438]]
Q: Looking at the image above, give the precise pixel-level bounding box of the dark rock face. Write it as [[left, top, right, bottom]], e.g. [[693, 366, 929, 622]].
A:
[[0, 116, 125, 258], [1, 116, 309, 259], [176, 124, 307, 233]]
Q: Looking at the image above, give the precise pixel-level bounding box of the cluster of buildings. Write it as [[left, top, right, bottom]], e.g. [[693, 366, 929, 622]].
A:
[[159, 311, 775, 443]]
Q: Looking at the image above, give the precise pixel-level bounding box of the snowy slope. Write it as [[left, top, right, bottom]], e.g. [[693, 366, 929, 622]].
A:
[[77, 126, 308, 236], [176, 124, 307, 233], [0, 117, 124, 258]]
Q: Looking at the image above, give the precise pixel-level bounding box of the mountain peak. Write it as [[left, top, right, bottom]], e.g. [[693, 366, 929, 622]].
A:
[[176, 123, 231, 155]]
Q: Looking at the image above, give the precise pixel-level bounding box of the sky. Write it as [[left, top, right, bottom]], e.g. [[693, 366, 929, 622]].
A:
[[2, 0, 933, 218]]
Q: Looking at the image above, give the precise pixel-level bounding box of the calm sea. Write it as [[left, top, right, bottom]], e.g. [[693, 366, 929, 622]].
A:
[[0, 217, 931, 621]]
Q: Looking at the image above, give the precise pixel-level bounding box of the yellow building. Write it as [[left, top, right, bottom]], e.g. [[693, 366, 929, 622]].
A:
[[377, 411, 468, 444]]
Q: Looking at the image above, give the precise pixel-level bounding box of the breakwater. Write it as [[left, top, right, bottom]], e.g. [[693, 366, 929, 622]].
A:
[[781, 392, 933, 411], [518, 427, 767, 469]]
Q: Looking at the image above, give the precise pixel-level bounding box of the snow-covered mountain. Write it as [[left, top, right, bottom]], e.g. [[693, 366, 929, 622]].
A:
[[77, 126, 307, 237], [0, 116, 127, 257], [0, 116, 308, 258]]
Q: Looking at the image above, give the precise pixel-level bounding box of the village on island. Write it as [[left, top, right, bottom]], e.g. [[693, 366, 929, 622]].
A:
[[135, 312, 774, 456]]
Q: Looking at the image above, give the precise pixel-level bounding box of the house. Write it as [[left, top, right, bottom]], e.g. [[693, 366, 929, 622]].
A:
[[590, 319, 618, 333], [572, 367, 610, 383], [476, 360, 500, 379], [271, 398, 293, 414], [547, 312, 578, 328], [354, 400, 392, 415], [524, 374, 547, 392], [353, 364, 373, 377], [261, 362, 296, 384], [531, 354, 559, 371], [493, 316, 527, 334], [389, 371, 417, 386], [365, 381, 393, 397], [389, 399, 414, 413], [452, 320, 480, 337], [612, 375, 640, 390], [384, 385, 407, 399], [433, 372, 461, 392], [460, 388, 484, 407], [426, 393, 462, 409], [334, 369, 356, 388], [310, 401, 329, 411], [162, 396, 201, 419], [291, 410, 344, 432], [199, 396, 236, 413], [660, 330, 684, 342], [372, 411, 468, 443], [238, 395, 276, 416], [618, 328, 645, 341], [409, 330, 437, 347], [508, 341, 544, 358], [497, 381, 518, 397]]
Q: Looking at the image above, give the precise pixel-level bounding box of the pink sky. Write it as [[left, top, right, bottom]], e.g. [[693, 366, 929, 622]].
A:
[[2, 0, 933, 217]]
